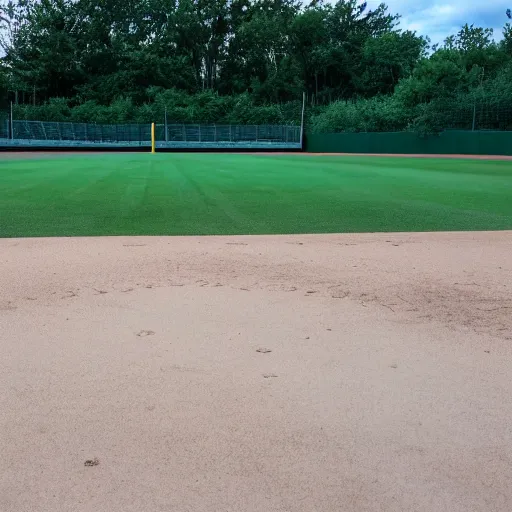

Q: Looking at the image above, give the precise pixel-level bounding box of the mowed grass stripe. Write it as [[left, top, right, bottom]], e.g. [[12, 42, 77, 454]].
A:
[[0, 153, 511, 237]]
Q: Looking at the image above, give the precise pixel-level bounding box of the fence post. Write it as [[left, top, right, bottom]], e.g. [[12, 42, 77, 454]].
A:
[[165, 108, 168, 143], [10, 101, 13, 140], [300, 91, 306, 147], [198, 124, 201, 142]]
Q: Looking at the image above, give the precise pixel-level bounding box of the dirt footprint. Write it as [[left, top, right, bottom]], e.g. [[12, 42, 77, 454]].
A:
[[137, 330, 155, 337]]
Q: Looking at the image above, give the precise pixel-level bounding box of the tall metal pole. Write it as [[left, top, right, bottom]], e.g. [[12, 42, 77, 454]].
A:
[[10, 101, 14, 140], [299, 92, 306, 148], [164, 108, 168, 143]]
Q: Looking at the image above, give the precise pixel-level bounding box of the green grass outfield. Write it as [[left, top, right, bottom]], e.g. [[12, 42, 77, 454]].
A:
[[1, 153, 512, 238]]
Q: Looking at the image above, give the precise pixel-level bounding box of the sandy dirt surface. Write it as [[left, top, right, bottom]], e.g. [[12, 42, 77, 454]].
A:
[[1, 232, 512, 512]]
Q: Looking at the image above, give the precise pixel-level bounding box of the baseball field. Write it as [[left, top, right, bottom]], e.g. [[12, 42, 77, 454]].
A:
[[1, 152, 512, 237], [2, 152, 512, 512]]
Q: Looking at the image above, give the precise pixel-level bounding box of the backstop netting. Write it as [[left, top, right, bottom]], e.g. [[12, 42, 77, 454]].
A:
[[1, 120, 301, 150]]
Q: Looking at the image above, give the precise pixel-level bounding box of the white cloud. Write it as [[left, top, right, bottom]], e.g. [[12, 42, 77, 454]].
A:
[[361, 0, 510, 44]]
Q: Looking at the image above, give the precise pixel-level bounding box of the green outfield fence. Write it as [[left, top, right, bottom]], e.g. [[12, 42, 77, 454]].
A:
[[305, 130, 512, 156], [3, 114, 512, 155]]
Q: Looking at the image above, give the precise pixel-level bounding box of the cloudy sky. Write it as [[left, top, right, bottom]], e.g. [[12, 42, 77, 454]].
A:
[[362, 0, 510, 45]]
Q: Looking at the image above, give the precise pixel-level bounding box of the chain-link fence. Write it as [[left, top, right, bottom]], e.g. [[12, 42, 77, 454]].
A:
[[0, 119, 302, 148], [409, 96, 512, 135], [309, 90, 512, 135], [157, 124, 300, 144], [12, 120, 151, 144]]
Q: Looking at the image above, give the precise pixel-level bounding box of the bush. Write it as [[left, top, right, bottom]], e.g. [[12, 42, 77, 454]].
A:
[[14, 97, 71, 121], [10, 89, 301, 126], [309, 96, 412, 133]]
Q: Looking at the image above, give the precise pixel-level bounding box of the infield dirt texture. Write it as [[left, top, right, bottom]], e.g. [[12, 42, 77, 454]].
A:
[[1, 152, 512, 512]]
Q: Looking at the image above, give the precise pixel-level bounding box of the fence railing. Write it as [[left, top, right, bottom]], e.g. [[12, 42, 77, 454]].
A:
[[1, 120, 301, 148], [12, 120, 151, 143], [156, 124, 300, 144]]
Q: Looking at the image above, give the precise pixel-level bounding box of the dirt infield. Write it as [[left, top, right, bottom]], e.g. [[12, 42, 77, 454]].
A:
[[1, 232, 512, 511]]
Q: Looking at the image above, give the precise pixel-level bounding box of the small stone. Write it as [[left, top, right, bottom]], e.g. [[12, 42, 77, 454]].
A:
[[84, 457, 100, 467]]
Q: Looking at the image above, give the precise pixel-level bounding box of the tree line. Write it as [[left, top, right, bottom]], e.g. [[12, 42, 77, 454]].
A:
[[1, 1, 511, 134]]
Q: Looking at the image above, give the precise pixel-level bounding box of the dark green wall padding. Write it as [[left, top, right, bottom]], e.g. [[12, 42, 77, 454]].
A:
[[305, 130, 512, 155]]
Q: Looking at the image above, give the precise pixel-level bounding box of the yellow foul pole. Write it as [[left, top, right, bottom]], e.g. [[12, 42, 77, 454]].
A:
[[151, 122, 156, 154]]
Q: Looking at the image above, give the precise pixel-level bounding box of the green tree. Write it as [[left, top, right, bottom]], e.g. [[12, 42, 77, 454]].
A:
[[360, 30, 428, 96]]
